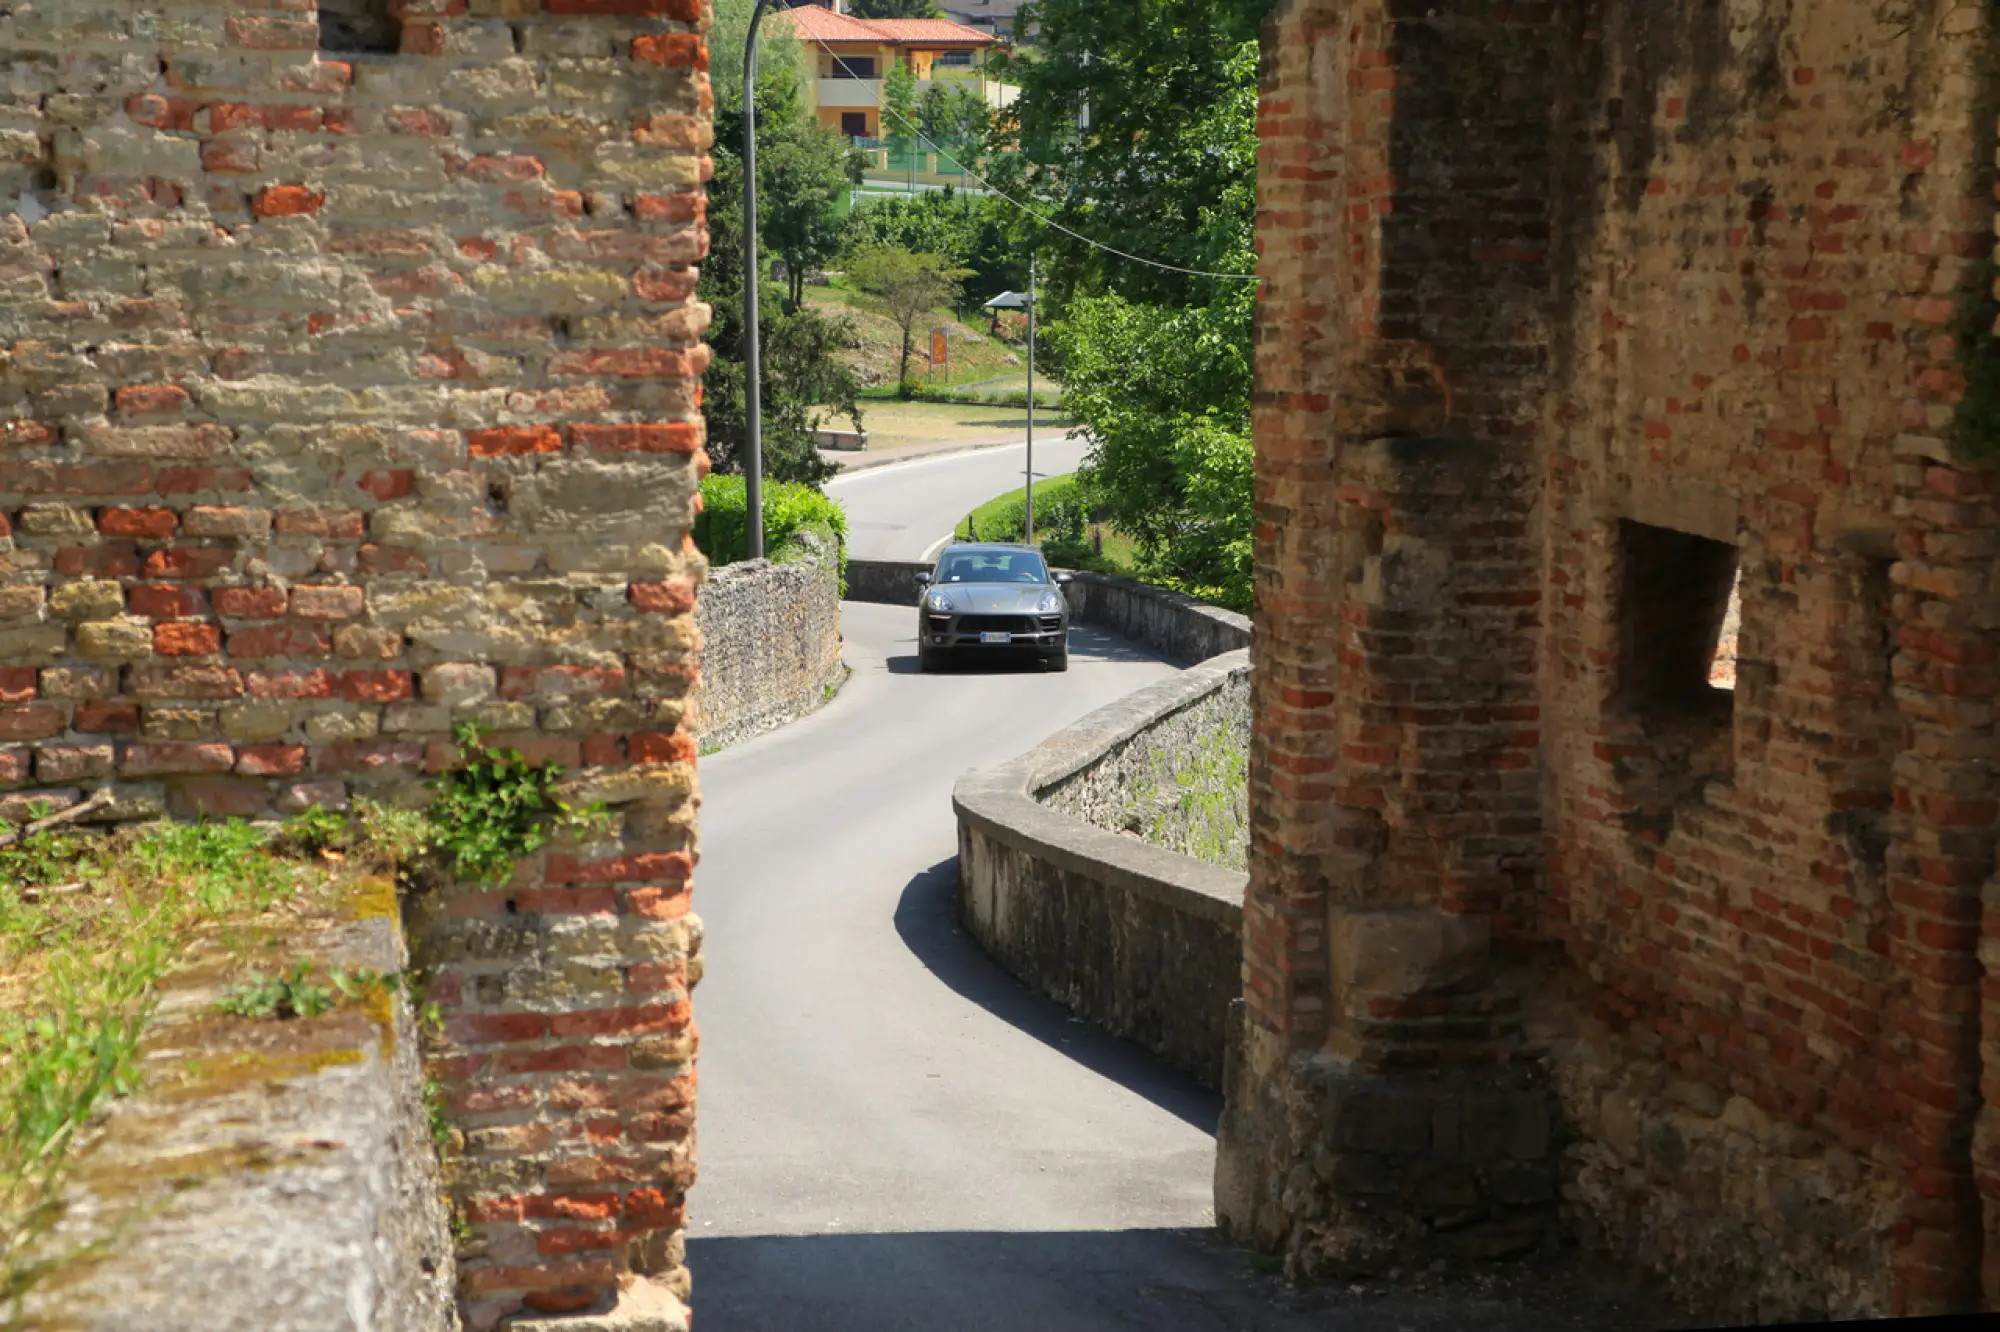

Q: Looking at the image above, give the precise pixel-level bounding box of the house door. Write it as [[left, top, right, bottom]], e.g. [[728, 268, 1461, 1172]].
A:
[[840, 112, 869, 139]]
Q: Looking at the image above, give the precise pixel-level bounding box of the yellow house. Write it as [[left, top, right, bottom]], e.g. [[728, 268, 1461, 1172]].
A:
[[772, 2, 1016, 144]]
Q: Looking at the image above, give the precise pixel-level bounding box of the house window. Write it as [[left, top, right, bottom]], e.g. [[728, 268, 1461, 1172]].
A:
[[319, 0, 399, 54], [840, 112, 869, 138], [830, 56, 878, 79], [938, 50, 974, 66]]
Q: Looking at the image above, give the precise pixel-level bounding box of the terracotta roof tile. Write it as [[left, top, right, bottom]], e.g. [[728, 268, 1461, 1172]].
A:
[[773, 7, 995, 47]]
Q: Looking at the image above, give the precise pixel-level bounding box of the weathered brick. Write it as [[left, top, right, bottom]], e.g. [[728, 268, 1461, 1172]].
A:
[[228, 625, 331, 659], [469, 426, 562, 458], [213, 586, 289, 620], [571, 424, 700, 455], [0, 14, 718, 1322], [154, 622, 221, 656], [120, 742, 234, 776], [98, 508, 179, 539], [290, 586, 366, 621]]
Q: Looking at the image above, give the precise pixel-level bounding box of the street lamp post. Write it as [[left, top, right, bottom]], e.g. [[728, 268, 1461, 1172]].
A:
[[741, 0, 777, 561], [983, 261, 1038, 546], [1025, 254, 1036, 546]]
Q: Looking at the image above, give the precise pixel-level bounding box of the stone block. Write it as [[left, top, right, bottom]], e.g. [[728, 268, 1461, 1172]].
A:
[[1331, 908, 1491, 1001]]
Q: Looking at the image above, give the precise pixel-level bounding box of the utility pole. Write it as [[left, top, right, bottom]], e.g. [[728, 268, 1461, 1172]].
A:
[[741, 0, 775, 560], [1025, 253, 1036, 546]]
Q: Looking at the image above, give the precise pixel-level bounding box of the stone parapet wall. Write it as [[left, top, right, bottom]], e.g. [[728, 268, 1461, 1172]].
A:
[[844, 557, 930, 607], [1042, 666, 1250, 869], [955, 649, 1248, 1087], [23, 885, 456, 1332], [1057, 571, 1250, 668], [0, 3, 716, 1327], [692, 539, 842, 752]]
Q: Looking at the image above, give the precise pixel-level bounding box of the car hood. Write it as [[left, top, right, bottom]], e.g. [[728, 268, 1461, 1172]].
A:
[[927, 583, 1061, 614]]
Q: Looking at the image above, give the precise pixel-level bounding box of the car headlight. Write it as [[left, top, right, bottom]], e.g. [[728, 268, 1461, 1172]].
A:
[[1036, 592, 1063, 615], [925, 591, 954, 612]]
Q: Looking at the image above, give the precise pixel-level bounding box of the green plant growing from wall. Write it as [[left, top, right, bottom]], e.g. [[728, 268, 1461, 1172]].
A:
[[426, 723, 609, 885], [214, 962, 392, 1023], [1117, 711, 1250, 871]]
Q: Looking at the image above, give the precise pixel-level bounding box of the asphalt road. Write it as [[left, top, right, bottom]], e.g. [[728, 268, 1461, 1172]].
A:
[[688, 452, 1685, 1329], [827, 434, 1089, 561]]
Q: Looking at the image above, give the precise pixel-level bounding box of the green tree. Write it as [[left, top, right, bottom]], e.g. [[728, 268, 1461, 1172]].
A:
[[996, 0, 1270, 305], [883, 59, 920, 162], [917, 83, 953, 150], [710, 0, 806, 112], [703, 43, 864, 488], [848, 0, 941, 17], [948, 84, 990, 155], [847, 247, 972, 396], [1000, 4, 1266, 609], [759, 114, 859, 308], [844, 191, 1025, 309]]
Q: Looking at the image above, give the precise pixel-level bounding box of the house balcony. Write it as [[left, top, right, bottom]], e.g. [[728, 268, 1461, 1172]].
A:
[[815, 74, 1017, 113], [816, 77, 883, 109]]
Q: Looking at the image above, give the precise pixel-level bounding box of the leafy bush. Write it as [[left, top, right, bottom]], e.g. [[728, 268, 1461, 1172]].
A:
[[696, 474, 849, 579], [428, 724, 607, 885], [956, 472, 1095, 545], [898, 383, 1062, 410]]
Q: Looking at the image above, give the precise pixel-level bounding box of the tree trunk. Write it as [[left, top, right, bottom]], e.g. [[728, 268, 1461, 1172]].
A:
[[898, 321, 914, 398]]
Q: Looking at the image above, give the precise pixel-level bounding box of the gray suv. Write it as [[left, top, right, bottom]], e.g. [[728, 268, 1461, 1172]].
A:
[[916, 543, 1073, 673]]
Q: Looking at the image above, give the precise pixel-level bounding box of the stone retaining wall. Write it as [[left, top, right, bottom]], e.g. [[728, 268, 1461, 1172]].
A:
[[844, 557, 929, 607], [954, 650, 1250, 1088], [692, 539, 842, 752]]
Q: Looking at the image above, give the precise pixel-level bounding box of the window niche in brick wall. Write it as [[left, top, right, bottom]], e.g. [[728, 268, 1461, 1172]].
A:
[[319, 0, 400, 54], [1611, 519, 1740, 838]]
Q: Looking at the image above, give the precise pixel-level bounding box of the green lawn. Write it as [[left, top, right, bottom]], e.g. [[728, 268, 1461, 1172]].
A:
[[953, 471, 1141, 574], [839, 399, 1075, 455], [803, 284, 1027, 392]]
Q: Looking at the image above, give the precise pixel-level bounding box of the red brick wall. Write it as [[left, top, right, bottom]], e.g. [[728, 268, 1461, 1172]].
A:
[[0, 2, 714, 1327], [1226, 0, 2000, 1316]]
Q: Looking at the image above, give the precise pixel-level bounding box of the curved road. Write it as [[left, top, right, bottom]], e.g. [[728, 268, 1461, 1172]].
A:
[[828, 435, 1089, 562], [689, 457, 1669, 1329]]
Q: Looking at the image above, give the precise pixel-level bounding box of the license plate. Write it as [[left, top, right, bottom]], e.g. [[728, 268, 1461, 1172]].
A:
[[980, 631, 1011, 644]]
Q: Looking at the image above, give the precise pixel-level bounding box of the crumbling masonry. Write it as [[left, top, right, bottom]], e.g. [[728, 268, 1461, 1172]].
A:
[[0, 1, 714, 1327], [1221, 0, 2000, 1319]]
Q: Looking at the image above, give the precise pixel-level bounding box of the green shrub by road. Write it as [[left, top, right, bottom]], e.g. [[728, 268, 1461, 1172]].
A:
[[695, 475, 849, 586], [952, 472, 1137, 575]]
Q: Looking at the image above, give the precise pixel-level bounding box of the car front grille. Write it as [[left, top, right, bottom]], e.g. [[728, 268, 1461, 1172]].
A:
[[956, 614, 1038, 635]]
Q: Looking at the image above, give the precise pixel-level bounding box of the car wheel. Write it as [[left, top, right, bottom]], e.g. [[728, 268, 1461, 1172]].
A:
[[919, 643, 939, 673], [1047, 645, 1069, 673]]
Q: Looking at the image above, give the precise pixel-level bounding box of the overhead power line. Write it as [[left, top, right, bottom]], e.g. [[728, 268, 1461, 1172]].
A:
[[780, 27, 1264, 284]]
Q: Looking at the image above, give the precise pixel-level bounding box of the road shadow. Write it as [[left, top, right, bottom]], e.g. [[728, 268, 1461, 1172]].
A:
[[687, 1227, 1700, 1332], [882, 624, 1165, 676], [891, 856, 1220, 1133]]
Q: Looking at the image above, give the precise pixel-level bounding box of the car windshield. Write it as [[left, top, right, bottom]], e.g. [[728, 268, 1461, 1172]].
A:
[[934, 549, 1050, 585]]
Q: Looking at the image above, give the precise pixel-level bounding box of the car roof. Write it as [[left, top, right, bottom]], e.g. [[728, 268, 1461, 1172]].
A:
[[939, 543, 1039, 556]]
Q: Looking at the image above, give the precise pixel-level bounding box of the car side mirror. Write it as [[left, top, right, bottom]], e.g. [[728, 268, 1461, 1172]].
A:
[[914, 571, 931, 585], [1054, 571, 1074, 585]]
